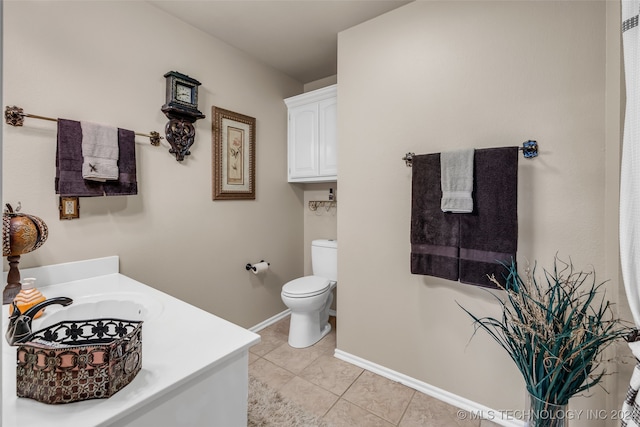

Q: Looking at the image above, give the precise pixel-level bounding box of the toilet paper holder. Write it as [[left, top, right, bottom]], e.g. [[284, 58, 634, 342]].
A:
[[246, 260, 270, 272]]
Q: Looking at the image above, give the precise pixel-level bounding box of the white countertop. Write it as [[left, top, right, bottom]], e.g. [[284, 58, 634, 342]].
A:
[[2, 258, 260, 426]]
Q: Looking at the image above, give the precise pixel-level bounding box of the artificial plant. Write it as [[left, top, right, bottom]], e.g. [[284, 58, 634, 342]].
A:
[[461, 257, 632, 409]]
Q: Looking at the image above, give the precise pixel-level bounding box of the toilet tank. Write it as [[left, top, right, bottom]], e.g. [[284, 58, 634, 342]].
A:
[[311, 239, 337, 281]]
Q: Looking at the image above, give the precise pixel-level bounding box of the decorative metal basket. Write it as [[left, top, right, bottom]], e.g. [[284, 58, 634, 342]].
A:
[[15, 318, 142, 404]]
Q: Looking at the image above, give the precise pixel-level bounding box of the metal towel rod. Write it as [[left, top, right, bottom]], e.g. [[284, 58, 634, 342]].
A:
[[4, 105, 163, 146], [402, 140, 538, 167]]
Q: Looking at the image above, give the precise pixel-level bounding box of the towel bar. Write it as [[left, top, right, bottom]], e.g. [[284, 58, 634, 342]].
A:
[[4, 105, 163, 146], [402, 140, 539, 167]]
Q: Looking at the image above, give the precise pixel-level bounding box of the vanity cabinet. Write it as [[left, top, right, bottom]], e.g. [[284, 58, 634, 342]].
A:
[[285, 84, 337, 182], [2, 257, 260, 427]]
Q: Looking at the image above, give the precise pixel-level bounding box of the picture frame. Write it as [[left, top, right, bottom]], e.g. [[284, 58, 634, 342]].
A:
[[212, 106, 256, 200], [59, 196, 80, 220]]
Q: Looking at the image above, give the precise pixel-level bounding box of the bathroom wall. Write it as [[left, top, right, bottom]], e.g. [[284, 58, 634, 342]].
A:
[[302, 183, 338, 275], [301, 182, 338, 311], [337, 1, 624, 425], [304, 75, 338, 93], [2, 0, 305, 328]]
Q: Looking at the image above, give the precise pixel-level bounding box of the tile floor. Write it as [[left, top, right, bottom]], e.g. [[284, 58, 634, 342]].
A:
[[248, 315, 501, 427]]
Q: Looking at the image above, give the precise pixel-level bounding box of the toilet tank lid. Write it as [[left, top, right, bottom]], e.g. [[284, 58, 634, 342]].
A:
[[312, 239, 337, 249]]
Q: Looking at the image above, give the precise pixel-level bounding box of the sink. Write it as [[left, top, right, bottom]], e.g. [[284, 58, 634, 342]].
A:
[[35, 292, 164, 329], [3, 260, 260, 426]]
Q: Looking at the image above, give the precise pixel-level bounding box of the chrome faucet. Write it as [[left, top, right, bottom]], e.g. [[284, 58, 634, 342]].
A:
[[6, 297, 73, 345]]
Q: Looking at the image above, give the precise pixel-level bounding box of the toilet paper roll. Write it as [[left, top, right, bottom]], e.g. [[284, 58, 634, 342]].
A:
[[252, 262, 269, 275]]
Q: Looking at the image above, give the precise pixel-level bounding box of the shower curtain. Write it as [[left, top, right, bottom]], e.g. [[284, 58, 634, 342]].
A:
[[621, 1, 640, 425]]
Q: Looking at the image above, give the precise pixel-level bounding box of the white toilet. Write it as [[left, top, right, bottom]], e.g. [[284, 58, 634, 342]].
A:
[[281, 239, 337, 348]]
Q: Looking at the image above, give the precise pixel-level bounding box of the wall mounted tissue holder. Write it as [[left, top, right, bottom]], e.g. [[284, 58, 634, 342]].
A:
[[246, 261, 270, 274]]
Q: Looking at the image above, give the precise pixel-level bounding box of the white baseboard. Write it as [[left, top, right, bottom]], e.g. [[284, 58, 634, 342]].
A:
[[249, 309, 291, 332], [334, 349, 524, 427]]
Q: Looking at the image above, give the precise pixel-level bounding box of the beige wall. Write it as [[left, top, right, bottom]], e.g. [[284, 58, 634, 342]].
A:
[[302, 183, 338, 275], [301, 182, 338, 310], [2, 0, 305, 328], [338, 1, 623, 423], [304, 75, 338, 93]]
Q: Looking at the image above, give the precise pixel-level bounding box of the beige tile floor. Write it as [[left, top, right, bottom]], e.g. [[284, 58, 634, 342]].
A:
[[249, 315, 501, 427]]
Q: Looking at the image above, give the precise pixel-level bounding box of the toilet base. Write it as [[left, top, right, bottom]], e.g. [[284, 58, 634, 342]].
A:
[[282, 282, 335, 349], [287, 314, 332, 348]]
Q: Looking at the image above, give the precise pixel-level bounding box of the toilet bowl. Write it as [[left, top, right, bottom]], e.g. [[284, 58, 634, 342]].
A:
[[281, 239, 337, 348]]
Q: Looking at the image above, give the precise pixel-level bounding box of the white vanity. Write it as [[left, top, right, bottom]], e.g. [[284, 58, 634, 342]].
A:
[[2, 257, 260, 427]]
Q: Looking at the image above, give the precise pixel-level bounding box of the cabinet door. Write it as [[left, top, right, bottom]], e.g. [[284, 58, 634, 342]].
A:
[[288, 103, 319, 180], [318, 97, 337, 178]]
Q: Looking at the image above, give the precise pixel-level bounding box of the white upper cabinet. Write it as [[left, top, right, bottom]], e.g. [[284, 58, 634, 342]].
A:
[[285, 85, 337, 182]]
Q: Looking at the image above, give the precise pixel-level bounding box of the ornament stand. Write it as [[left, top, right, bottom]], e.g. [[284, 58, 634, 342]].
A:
[[3, 255, 22, 304]]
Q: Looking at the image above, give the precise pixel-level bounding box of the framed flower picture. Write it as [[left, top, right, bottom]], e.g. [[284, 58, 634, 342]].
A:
[[212, 107, 256, 200]]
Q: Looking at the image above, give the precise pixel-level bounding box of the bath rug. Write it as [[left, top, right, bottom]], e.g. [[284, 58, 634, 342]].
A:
[[248, 375, 330, 427]]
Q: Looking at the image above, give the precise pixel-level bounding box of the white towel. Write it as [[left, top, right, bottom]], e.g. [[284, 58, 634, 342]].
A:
[[81, 121, 119, 181], [440, 149, 474, 213]]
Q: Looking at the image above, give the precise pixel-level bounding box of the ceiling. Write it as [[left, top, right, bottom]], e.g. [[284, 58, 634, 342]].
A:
[[148, 0, 412, 83]]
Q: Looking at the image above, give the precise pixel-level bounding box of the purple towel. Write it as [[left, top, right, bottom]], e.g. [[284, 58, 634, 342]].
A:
[[459, 147, 518, 288], [103, 128, 138, 196], [56, 119, 103, 197], [410, 154, 460, 280], [410, 147, 518, 288]]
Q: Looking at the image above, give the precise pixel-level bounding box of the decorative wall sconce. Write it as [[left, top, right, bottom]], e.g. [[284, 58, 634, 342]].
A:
[[161, 71, 205, 161]]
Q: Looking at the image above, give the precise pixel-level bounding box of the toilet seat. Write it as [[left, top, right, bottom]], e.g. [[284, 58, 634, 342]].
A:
[[282, 276, 331, 298]]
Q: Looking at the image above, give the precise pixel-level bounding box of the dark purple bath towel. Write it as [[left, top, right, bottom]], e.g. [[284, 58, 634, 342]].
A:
[[103, 128, 138, 196], [56, 119, 104, 197], [410, 154, 460, 280], [459, 147, 518, 288], [410, 147, 518, 288]]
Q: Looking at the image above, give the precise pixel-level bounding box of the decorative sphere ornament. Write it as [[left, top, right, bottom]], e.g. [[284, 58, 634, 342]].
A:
[[2, 203, 49, 304], [2, 203, 48, 256]]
